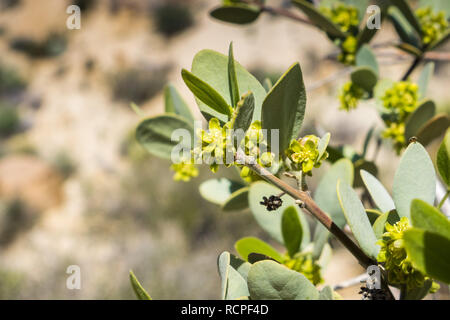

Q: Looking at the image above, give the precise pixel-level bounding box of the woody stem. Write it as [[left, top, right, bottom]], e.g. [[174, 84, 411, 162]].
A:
[[235, 151, 376, 269]]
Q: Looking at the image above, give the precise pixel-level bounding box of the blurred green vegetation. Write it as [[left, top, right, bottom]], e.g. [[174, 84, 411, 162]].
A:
[[110, 65, 170, 104], [0, 0, 21, 10], [0, 105, 20, 138], [0, 63, 26, 97], [10, 33, 67, 59], [0, 268, 24, 299], [153, 2, 194, 37]]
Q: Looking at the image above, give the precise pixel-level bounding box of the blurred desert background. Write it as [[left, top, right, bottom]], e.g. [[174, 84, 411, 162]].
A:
[[0, 0, 448, 299]]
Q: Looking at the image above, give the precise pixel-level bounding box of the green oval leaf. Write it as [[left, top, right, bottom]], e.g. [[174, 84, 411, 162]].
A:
[[136, 114, 193, 160], [411, 199, 450, 239], [228, 42, 240, 107], [391, 0, 423, 37], [404, 100, 436, 140], [217, 251, 250, 300], [437, 129, 450, 186], [191, 49, 266, 122], [222, 187, 249, 211], [235, 237, 284, 263], [393, 142, 436, 219], [404, 228, 450, 284], [318, 132, 331, 161], [355, 45, 379, 76], [361, 170, 395, 213], [372, 210, 400, 239], [314, 159, 354, 227], [247, 260, 319, 300], [231, 91, 255, 133], [417, 62, 434, 100], [129, 270, 152, 300], [164, 83, 194, 123], [210, 4, 261, 25], [181, 68, 232, 118], [199, 178, 246, 206], [312, 159, 354, 258], [415, 114, 450, 146], [281, 206, 303, 257], [262, 62, 306, 153], [388, 7, 420, 48], [337, 180, 380, 260], [217, 251, 230, 299], [350, 66, 378, 92]]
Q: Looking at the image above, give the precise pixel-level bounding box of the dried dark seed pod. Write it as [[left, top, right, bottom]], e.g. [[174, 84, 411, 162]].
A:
[[260, 195, 283, 211], [358, 286, 389, 300]]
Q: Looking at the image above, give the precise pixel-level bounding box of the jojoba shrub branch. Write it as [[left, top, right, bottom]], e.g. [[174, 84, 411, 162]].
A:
[[235, 149, 376, 270]]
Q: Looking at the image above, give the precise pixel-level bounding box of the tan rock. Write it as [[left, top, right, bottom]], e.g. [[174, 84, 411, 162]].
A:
[[0, 155, 64, 212]]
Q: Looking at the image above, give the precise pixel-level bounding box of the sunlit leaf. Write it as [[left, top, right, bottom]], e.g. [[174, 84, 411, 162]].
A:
[[393, 142, 436, 219], [404, 100, 436, 140], [262, 63, 306, 152], [247, 260, 319, 300], [129, 270, 152, 300], [410, 199, 450, 239], [235, 237, 284, 263], [164, 83, 194, 123], [337, 180, 380, 260], [404, 228, 450, 284], [136, 114, 193, 160], [281, 206, 303, 257], [437, 129, 450, 186], [181, 68, 232, 118], [361, 170, 395, 213]]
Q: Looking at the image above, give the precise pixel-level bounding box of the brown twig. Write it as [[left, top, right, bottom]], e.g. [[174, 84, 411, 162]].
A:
[[235, 151, 376, 269], [240, 0, 313, 26]]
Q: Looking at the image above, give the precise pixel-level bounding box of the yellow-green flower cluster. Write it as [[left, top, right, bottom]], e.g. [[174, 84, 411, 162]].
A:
[[320, 3, 360, 65], [170, 160, 199, 182], [382, 122, 405, 153], [382, 81, 418, 119], [194, 118, 273, 177], [338, 36, 358, 65], [381, 81, 418, 153], [339, 81, 365, 111], [239, 121, 274, 181], [377, 217, 439, 292], [320, 2, 359, 33], [286, 135, 328, 174], [194, 118, 235, 173], [416, 6, 448, 45], [284, 253, 323, 285]]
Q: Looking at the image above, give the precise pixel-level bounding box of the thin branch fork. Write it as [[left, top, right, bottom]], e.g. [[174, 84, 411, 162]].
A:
[[240, 0, 313, 26], [235, 151, 376, 269]]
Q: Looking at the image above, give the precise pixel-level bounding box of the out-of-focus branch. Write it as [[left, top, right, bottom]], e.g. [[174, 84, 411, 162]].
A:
[[240, 0, 313, 25]]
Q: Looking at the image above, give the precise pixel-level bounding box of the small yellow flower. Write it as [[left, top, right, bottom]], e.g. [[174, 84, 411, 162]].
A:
[[286, 135, 328, 174], [170, 161, 199, 182], [382, 81, 418, 119], [320, 2, 360, 34], [377, 217, 439, 292], [284, 252, 323, 285], [416, 6, 448, 45], [339, 81, 365, 111], [382, 122, 405, 154], [239, 121, 274, 182], [194, 118, 235, 173], [338, 36, 358, 65]]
